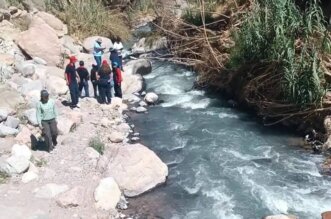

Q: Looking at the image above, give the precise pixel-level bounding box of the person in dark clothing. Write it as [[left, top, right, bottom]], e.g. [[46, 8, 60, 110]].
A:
[[97, 60, 113, 104], [112, 62, 123, 98], [109, 48, 121, 69], [90, 64, 99, 98], [64, 56, 80, 108], [76, 61, 89, 98]]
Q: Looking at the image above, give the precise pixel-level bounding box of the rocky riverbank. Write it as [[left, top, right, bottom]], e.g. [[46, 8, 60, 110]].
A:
[[0, 4, 168, 219]]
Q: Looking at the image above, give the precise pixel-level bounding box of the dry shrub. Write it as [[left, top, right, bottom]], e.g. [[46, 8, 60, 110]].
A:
[[46, 0, 131, 40]]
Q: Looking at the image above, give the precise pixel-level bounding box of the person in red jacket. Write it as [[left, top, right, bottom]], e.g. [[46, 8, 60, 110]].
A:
[[112, 62, 122, 98]]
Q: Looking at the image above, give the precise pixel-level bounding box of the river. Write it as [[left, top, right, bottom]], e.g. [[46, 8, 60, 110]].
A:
[[128, 61, 331, 219]]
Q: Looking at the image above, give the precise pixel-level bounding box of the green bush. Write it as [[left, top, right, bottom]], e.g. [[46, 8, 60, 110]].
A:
[[89, 137, 105, 155], [229, 0, 329, 106]]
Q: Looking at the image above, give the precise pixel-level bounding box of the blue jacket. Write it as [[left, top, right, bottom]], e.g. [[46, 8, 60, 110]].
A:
[[109, 50, 120, 66]]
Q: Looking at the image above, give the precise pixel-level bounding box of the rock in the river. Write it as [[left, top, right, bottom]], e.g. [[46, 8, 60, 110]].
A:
[[144, 92, 158, 104], [34, 183, 69, 199], [136, 106, 147, 113], [4, 116, 20, 129], [106, 143, 168, 197], [11, 144, 31, 160], [83, 36, 113, 54], [0, 124, 18, 137], [56, 186, 85, 208], [16, 17, 62, 66], [132, 37, 167, 54], [139, 101, 147, 107], [24, 108, 38, 126], [94, 177, 121, 210], [6, 155, 30, 174]]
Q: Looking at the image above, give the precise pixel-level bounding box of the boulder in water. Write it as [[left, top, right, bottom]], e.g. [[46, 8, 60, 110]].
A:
[[263, 215, 297, 219], [144, 92, 158, 104], [105, 143, 168, 197]]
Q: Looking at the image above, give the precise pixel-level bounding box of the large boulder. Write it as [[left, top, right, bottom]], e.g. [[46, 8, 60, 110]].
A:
[[57, 116, 75, 135], [20, 80, 43, 94], [144, 92, 159, 104], [61, 35, 81, 55], [15, 125, 32, 144], [46, 76, 68, 96], [56, 186, 85, 208], [0, 108, 9, 122], [94, 177, 121, 210], [5, 155, 30, 174], [11, 144, 31, 160], [0, 84, 24, 110], [132, 37, 167, 54], [5, 116, 20, 129], [36, 11, 66, 36], [83, 36, 113, 54], [125, 59, 152, 75], [24, 108, 38, 126], [106, 143, 168, 197], [0, 124, 19, 137], [16, 17, 62, 66]]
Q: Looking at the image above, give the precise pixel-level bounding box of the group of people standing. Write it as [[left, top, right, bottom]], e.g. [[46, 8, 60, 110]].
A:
[[36, 36, 125, 152], [65, 37, 124, 107]]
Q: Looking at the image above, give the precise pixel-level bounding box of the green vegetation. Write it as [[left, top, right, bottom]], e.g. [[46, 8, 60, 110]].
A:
[[0, 171, 10, 184], [89, 137, 105, 155], [46, 0, 131, 40], [230, 0, 330, 106]]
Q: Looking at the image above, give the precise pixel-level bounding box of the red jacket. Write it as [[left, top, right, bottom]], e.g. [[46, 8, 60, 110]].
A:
[[115, 68, 122, 84]]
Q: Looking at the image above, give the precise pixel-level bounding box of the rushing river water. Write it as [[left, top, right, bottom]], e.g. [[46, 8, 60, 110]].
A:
[[130, 62, 331, 219]]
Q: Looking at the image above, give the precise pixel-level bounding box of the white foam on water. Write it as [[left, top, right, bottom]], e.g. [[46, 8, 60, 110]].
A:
[[202, 186, 243, 219], [218, 112, 239, 119], [180, 98, 211, 109]]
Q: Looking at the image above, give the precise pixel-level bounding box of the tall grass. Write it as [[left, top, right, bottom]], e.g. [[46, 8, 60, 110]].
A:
[[45, 0, 131, 40], [230, 0, 330, 106]]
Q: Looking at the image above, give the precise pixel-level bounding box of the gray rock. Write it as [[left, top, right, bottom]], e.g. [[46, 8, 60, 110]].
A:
[[133, 132, 140, 137], [20, 80, 43, 94], [56, 186, 85, 208], [109, 131, 125, 143], [0, 108, 9, 122], [33, 57, 47, 65], [4, 116, 20, 129], [8, 6, 18, 15], [0, 124, 18, 137], [24, 108, 38, 126], [21, 63, 36, 77], [11, 144, 31, 160], [22, 171, 38, 183], [139, 101, 147, 107], [136, 106, 147, 113], [141, 91, 146, 96], [94, 177, 121, 210], [6, 155, 30, 174], [0, 9, 10, 21], [144, 92, 158, 104], [116, 195, 128, 210], [34, 183, 69, 199], [132, 37, 167, 54], [131, 137, 140, 141]]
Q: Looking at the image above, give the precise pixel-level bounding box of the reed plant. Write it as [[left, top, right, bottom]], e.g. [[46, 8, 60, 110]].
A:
[[230, 0, 330, 106]]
